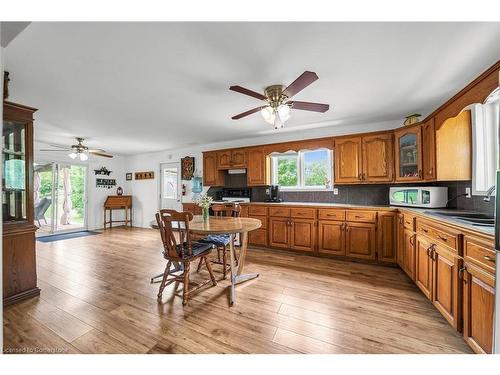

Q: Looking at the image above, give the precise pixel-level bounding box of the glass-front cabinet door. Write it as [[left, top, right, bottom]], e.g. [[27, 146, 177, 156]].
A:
[[2, 120, 28, 223], [394, 126, 423, 181]]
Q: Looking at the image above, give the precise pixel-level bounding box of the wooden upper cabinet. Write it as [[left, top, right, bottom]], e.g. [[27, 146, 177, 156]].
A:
[[394, 125, 423, 182], [362, 133, 394, 182], [247, 148, 268, 186], [216, 150, 232, 169], [422, 118, 436, 181], [231, 148, 247, 168], [335, 136, 362, 183], [203, 152, 223, 186], [436, 110, 472, 181], [216, 148, 247, 169]]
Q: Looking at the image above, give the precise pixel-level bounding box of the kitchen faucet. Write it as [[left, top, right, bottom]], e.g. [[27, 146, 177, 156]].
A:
[[483, 185, 496, 202]]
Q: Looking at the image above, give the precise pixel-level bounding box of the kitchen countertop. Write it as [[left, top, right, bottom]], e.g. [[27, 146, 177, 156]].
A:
[[238, 201, 495, 238]]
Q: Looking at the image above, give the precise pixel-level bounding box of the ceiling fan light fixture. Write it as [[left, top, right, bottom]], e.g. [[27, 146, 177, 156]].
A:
[[277, 104, 291, 122], [69, 152, 77, 159], [79, 152, 88, 161], [260, 106, 275, 125]]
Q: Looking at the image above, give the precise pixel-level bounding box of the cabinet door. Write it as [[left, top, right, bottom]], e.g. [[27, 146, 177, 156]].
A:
[[345, 222, 376, 260], [290, 219, 316, 252], [247, 148, 268, 186], [463, 265, 495, 354], [216, 150, 232, 169], [402, 228, 416, 280], [377, 211, 397, 263], [269, 218, 290, 249], [396, 214, 405, 268], [362, 133, 394, 182], [231, 149, 247, 168], [318, 220, 345, 256], [394, 126, 423, 182], [203, 152, 221, 186], [422, 118, 436, 181], [248, 228, 268, 247], [415, 235, 433, 299], [334, 137, 362, 183], [432, 245, 461, 330]]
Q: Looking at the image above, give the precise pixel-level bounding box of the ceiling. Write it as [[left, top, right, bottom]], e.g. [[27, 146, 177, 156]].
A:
[[5, 22, 500, 155]]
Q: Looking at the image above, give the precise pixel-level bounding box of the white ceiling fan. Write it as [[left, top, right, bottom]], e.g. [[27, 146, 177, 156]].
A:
[[39, 137, 113, 161]]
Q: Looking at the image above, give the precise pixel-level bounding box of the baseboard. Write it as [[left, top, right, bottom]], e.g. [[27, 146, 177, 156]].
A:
[[3, 287, 41, 307]]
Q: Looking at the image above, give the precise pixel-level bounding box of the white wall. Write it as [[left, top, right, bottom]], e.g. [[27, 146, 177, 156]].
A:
[[124, 119, 401, 228], [34, 141, 127, 230]]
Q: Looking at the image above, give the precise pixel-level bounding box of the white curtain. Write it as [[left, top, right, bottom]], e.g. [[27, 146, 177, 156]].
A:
[[60, 167, 72, 225]]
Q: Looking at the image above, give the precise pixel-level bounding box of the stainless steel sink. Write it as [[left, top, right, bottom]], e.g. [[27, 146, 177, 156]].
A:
[[424, 211, 495, 228]]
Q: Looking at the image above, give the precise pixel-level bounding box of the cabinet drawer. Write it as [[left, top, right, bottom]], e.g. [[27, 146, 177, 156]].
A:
[[290, 207, 316, 219], [403, 214, 416, 231], [269, 207, 291, 217], [318, 209, 346, 221], [248, 205, 267, 216], [464, 236, 496, 275], [416, 219, 459, 251], [346, 210, 376, 223], [249, 214, 267, 229]]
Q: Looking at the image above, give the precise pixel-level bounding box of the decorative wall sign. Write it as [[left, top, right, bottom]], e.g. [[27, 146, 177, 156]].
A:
[[125, 173, 132, 181], [135, 171, 155, 180], [94, 166, 112, 175], [181, 156, 195, 180], [96, 178, 116, 189]]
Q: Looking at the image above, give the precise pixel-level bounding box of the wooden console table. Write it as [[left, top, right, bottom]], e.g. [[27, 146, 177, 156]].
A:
[[104, 195, 132, 229]]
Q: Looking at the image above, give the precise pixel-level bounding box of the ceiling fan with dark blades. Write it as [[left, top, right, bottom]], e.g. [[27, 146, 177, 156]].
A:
[[230, 71, 330, 129], [39, 137, 113, 161]]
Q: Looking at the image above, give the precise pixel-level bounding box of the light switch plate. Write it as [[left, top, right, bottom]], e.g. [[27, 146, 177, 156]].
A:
[[465, 187, 471, 198]]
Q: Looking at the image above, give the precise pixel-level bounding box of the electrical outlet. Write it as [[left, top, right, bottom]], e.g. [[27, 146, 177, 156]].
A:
[[265, 188, 270, 195], [465, 187, 471, 198], [333, 188, 339, 195]]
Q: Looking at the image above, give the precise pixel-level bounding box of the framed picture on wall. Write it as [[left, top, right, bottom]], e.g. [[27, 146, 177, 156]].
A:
[[126, 172, 132, 181], [181, 156, 195, 180]]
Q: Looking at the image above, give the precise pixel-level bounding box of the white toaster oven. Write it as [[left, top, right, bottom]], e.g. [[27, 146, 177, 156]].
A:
[[389, 186, 448, 208]]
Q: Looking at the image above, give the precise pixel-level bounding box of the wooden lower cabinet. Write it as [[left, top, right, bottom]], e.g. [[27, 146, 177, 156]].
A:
[[377, 212, 397, 263], [432, 245, 461, 330], [290, 219, 316, 252], [462, 264, 495, 354], [401, 228, 416, 280], [318, 220, 345, 256], [345, 222, 376, 260], [415, 235, 433, 299], [269, 218, 290, 249], [248, 228, 268, 247]]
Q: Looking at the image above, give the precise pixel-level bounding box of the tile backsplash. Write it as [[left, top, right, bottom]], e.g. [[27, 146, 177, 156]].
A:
[[250, 180, 495, 215]]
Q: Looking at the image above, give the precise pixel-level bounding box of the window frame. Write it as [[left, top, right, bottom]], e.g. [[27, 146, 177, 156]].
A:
[[270, 148, 334, 191]]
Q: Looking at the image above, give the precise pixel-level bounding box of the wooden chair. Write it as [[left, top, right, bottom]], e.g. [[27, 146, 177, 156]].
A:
[[196, 203, 241, 279], [155, 209, 217, 305]]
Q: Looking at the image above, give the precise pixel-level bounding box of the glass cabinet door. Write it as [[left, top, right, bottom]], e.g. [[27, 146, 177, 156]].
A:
[[2, 120, 28, 222], [396, 128, 422, 180]]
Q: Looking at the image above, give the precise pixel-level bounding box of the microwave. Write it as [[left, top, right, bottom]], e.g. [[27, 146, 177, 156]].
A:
[[389, 186, 448, 208]]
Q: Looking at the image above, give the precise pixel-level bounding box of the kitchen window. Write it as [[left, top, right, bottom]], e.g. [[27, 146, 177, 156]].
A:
[[270, 149, 333, 190]]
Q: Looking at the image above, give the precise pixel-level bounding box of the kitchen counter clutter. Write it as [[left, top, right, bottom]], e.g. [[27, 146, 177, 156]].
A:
[[183, 200, 496, 354]]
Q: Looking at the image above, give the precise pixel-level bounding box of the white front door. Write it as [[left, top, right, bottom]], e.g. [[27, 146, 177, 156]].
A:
[[160, 162, 182, 211]]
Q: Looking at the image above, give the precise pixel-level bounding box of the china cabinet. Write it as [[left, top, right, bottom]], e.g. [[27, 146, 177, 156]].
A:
[[3, 101, 40, 305], [394, 125, 423, 182]]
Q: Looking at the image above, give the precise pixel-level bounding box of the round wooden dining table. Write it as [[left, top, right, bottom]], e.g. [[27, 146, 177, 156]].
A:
[[189, 215, 262, 305]]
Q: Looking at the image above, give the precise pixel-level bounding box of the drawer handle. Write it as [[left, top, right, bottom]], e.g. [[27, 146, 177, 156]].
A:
[[484, 255, 495, 263], [437, 235, 448, 242], [422, 228, 429, 233], [354, 215, 363, 219]]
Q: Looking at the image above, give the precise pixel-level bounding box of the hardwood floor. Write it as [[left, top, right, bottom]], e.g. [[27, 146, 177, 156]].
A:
[[3, 227, 472, 354]]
